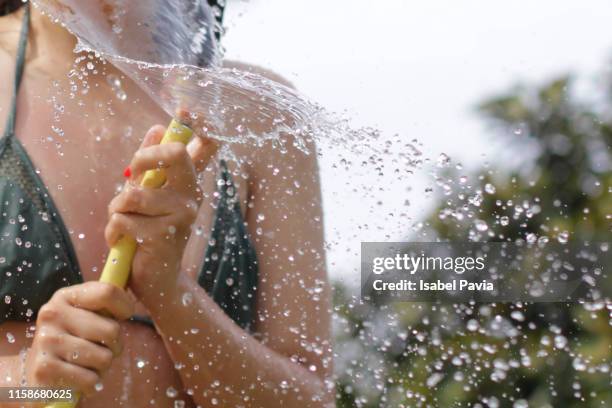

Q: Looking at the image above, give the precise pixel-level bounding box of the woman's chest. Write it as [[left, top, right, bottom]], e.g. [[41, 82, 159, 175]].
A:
[[8, 82, 248, 283], [10, 86, 165, 279]]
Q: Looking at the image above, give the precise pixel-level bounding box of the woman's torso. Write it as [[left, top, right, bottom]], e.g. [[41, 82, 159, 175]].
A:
[[0, 17, 253, 407]]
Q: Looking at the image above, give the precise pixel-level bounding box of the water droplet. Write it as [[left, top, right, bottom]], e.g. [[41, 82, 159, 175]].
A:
[[166, 386, 178, 398], [426, 372, 444, 387], [474, 219, 488, 232], [510, 311, 524, 322], [466, 319, 479, 332], [116, 90, 127, 101], [557, 231, 569, 244], [181, 292, 193, 307], [554, 335, 567, 349], [106, 74, 121, 89], [572, 358, 586, 371], [437, 153, 450, 167], [136, 358, 147, 369]]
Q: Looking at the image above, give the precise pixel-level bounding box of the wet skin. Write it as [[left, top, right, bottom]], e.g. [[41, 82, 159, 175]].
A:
[[0, 8, 242, 407], [0, 12, 224, 407]]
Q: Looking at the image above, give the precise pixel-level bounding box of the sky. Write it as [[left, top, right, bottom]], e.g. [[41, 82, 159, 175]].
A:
[[222, 0, 612, 279]]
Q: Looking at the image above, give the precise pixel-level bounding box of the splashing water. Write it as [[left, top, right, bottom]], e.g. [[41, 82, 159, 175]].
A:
[[32, 0, 380, 156], [31, 0, 418, 263]]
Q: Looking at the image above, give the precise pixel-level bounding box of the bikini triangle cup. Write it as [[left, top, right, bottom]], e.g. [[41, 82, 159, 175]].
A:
[[0, 3, 258, 330]]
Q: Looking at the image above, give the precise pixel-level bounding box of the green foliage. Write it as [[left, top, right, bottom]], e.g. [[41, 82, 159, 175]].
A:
[[333, 74, 611, 407]]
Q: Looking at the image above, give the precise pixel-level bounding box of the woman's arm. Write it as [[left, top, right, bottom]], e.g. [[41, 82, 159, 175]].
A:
[[0, 355, 22, 408], [141, 138, 334, 407], [0, 354, 20, 386], [104, 82, 334, 405]]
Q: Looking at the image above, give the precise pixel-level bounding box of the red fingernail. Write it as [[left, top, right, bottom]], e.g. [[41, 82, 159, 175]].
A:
[[123, 166, 132, 178]]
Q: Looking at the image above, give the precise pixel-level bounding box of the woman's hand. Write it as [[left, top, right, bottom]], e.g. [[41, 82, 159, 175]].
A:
[[105, 124, 217, 304], [25, 282, 135, 394]]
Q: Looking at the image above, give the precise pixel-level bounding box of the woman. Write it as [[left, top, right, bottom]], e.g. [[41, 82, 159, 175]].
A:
[[0, 1, 333, 407]]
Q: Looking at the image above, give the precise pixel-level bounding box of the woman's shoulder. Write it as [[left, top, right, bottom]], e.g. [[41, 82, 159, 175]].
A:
[[222, 59, 296, 90], [220, 60, 318, 184]]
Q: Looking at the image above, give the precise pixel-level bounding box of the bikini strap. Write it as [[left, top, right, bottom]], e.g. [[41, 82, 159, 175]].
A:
[[3, 3, 30, 139]]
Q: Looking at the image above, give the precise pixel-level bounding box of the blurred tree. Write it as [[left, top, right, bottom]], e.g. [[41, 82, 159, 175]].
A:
[[333, 74, 611, 407]]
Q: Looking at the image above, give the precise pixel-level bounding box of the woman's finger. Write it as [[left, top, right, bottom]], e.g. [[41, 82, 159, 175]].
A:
[[53, 333, 115, 373], [108, 185, 198, 217], [61, 306, 124, 356], [128, 142, 197, 194], [140, 124, 166, 149], [187, 136, 219, 174], [104, 213, 139, 248], [176, 108, 220, 173], [122, 125, 165, 180], [32, 354, 100, 394], [56, 282, 135, 322], [104, 212, 193, 248]]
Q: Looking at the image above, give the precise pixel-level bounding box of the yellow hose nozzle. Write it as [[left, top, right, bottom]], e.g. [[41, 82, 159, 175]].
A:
[[45, 119, 193, 408]]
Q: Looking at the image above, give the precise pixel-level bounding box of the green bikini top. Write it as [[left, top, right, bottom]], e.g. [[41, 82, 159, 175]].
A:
[[0, 5, 258, 330]]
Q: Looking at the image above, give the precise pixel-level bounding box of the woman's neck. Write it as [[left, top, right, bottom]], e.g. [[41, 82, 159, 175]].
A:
[[0, 5, 80, 71], [0, 4, 157, 114], [1, 6, 123, 82], [28, 5, 78, 73]]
